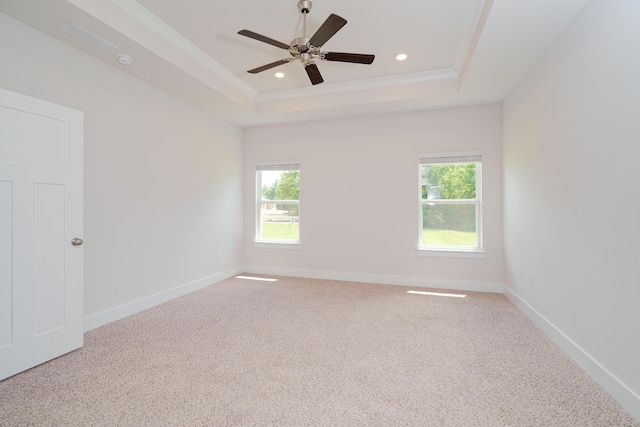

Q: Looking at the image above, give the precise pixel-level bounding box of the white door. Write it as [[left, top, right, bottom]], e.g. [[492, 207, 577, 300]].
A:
[[0, 88, 83, 380]]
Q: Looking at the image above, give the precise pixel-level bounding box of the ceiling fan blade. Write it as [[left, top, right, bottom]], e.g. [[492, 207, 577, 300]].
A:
[[304, 63, 324, 85], [238, 29, 290, 50], [308, 14, 347, 48], [323, 52, 375, 64], [247, 59, 292, 74]]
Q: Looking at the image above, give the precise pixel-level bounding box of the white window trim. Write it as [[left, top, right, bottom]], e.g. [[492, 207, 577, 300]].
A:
[[255, 161, 301, 246], [416, 248, 486, 259], [417, 151, 484, 256], [253, 242, 302, 250]]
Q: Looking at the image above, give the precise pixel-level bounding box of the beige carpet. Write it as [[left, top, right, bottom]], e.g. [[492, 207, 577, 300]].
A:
[[1, 275, 637, 426]]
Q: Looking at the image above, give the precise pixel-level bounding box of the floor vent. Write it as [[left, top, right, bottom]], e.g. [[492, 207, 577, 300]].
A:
[[56, 22, 117, 51]]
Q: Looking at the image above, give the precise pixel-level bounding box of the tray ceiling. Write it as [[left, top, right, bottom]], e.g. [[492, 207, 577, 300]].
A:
[[0, 0, 588, 126]]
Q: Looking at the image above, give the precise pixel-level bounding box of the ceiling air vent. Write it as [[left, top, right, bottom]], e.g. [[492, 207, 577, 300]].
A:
[[56, 22, 117, 51]]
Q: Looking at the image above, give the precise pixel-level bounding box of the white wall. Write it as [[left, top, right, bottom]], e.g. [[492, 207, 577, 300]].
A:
[[0, 13, 244, 327], [503, 0, 640, 418], [243, 105, 504, 290]]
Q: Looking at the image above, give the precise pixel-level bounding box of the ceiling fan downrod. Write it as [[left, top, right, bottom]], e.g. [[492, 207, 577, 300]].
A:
[[298, 1, 312, 39]]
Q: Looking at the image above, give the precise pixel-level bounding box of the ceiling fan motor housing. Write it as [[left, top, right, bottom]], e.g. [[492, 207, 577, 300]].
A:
[[290, 37, 311, 54]]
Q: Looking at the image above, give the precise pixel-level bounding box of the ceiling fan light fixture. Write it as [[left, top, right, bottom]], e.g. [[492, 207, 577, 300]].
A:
[[396, 53, 408, 61]]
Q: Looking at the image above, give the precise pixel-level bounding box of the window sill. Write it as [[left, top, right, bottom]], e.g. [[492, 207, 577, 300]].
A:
[[253, 241, 302, 250], [416, 248, 486, 259]]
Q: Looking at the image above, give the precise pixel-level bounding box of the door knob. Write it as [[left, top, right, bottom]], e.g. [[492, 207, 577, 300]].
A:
[[71, 238, 83, 246]]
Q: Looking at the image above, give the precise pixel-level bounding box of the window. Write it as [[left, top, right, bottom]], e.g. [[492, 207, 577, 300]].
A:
[[255, 163, 300, 244], [419, 153, 482, 253]]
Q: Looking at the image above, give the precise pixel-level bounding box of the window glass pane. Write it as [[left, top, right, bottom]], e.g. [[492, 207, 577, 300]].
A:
[[261, 170, 299, 201], [422, 163, 476, 200], [422, 204, 476, 247], [261, 202, 299, 240]]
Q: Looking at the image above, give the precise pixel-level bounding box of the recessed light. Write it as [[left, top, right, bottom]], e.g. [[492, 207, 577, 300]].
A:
[[275, 72, 285, 78], [396, 53, 408, 61]]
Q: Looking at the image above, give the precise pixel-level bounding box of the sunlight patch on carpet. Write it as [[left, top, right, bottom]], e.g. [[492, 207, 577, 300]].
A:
[[235, 275, 279, 282], [407, 290, 466, 298]]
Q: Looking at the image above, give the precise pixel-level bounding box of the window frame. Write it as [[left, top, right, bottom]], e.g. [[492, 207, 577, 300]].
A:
[[417, 152, 484, 258], [254, 161, 301, 247]]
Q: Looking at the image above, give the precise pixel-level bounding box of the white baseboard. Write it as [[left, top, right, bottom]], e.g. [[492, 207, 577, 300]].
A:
[[241, 265, 504, 293], [83, 268, 243, 332], [503, 284, 640, 421]]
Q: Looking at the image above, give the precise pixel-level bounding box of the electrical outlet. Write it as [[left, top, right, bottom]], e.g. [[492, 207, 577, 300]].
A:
[[303, 249, 309, 257], [529, 272, 535, 287], [409, 254, 415, 262], [216, 251, 221, 260]]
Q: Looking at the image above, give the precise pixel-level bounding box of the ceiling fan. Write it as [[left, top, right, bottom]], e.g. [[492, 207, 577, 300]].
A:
[[238, 0, 375, 85]]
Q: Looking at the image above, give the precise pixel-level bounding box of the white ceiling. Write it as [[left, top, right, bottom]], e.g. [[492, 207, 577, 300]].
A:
[[0, 0, 588, 127]]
